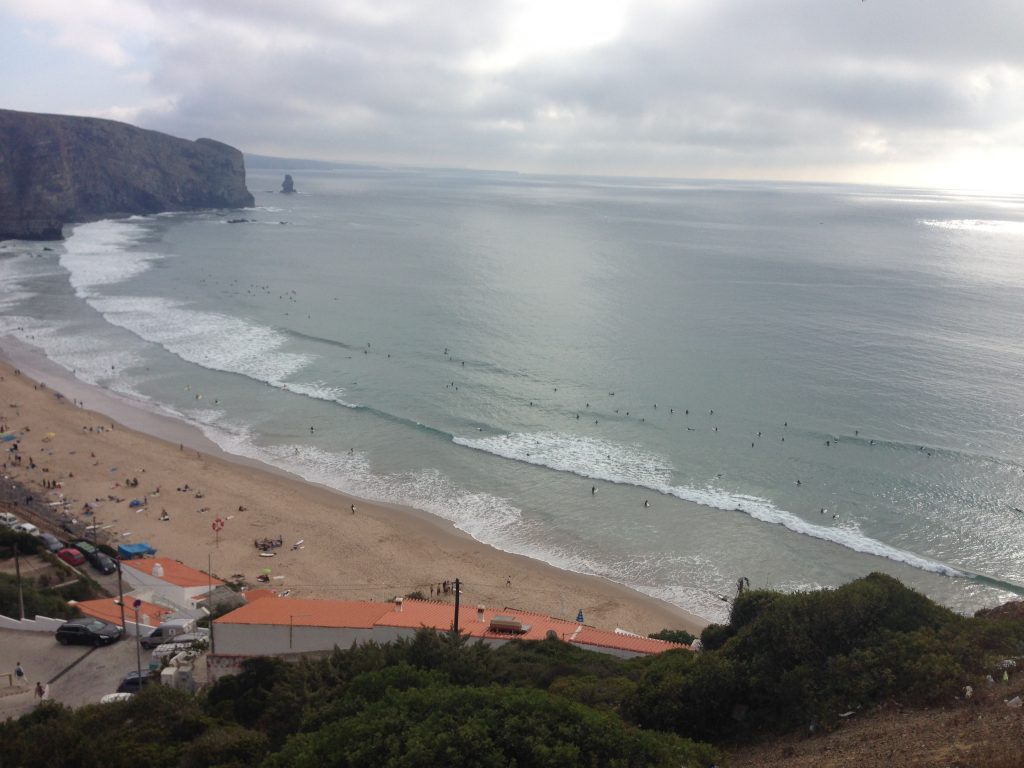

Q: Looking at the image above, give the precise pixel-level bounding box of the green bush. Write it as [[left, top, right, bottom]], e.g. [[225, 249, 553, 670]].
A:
[[648, 627, 696, 645], [268, 684, 719, 768], [630, 573, 1024, 740], [0, 527, 42, 557], [0, 572, 83, 620]]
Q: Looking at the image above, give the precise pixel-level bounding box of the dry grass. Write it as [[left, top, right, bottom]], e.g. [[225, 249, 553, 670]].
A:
[[724, 684, 1024, 768]]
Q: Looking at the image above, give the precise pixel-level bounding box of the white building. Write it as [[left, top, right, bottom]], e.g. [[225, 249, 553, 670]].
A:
[[120, 557, 224, 612]]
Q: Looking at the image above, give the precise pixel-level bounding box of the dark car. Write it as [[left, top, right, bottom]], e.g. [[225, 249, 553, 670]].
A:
[[56, 617, 122, 646], [74, 540, 115, 572], [57, 547, 86, 567], [38, 532, 63, 552], [116, 670, 156, 694], [90, 552, 117, 575]]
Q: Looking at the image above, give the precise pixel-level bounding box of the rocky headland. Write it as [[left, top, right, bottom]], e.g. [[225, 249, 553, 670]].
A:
[[0, 109, 254, 240]]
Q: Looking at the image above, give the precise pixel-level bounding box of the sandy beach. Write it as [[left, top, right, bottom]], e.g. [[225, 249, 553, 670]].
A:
[[0, 337, 707, 637]]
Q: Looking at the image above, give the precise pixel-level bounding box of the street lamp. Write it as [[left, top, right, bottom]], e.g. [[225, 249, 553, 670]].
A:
[[133, 598, 142, 684]]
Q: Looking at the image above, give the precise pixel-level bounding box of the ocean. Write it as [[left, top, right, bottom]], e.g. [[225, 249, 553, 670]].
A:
[[2, 166, 1023, 623]]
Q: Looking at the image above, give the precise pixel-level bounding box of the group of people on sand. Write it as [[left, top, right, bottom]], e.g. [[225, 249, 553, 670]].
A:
[[255, 536, 284, 551], [430, 580, 458, 597]]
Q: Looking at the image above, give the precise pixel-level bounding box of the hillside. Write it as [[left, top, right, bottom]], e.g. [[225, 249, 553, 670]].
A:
[[726, 684, 1024, 767], [0, 109, 253, 240]]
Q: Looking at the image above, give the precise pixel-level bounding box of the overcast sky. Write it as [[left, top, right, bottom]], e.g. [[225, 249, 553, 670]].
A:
[[2, 0, 1022, 191]]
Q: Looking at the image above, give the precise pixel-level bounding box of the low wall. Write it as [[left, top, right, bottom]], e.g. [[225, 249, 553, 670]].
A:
[[0, 614, 65, 633]]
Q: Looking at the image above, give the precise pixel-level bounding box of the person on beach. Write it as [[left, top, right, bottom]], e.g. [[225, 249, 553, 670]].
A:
[[34, 681, 44, 699], [351, 504, 356, 514], [15, 662, 25, 687]]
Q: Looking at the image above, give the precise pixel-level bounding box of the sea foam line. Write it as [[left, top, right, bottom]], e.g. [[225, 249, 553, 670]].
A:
[[455, 431, 964, 579]]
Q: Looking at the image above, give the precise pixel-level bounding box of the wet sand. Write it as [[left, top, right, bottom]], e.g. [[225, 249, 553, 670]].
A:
[[0, 336, 708, 637]]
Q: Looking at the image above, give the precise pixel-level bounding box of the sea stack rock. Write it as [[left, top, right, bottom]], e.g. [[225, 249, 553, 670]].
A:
[[0, 108, 255, 241], [281, 174, 296, 194]]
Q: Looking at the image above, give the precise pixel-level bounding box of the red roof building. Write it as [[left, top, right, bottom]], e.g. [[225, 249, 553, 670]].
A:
[[72, 596, 172, 635], [211, 596, 688, 664], [121, 557, 224, 611]]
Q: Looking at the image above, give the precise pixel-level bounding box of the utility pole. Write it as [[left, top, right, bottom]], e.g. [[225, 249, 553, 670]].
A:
[[208, 553, 215, 654], [133, 599, 142, 683], [14, 542, 25, 620], [116, 558, 126, 630], [452, 578, 460, 636]]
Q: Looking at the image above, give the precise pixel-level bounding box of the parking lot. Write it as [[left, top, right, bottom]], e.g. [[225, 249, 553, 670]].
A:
[[0, 627, 155, 719]]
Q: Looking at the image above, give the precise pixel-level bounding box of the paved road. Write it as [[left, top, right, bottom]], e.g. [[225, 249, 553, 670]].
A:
[[0, 627, 150, 720]]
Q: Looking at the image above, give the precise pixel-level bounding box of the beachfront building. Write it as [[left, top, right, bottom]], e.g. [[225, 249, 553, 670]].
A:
[[71, 595, 172, 636], [120, 557, 224, 612], [208, 596, 688, 680]]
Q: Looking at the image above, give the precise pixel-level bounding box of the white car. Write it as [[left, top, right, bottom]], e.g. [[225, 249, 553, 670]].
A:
[[100, 692, 134, 704], [12, 522, 39, 536], [151, 632, 209, 660], [0, 512, 18, 527]]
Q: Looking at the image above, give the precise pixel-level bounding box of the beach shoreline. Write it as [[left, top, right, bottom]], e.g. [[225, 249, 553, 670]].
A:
[[0, 335, 708, 637]]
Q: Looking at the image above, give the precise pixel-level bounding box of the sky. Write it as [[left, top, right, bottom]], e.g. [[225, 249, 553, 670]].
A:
[[1, 0, 1022, 192]]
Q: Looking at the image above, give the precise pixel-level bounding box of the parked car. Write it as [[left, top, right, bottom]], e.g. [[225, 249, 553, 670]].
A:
[[116, 670, 156, 694], [151, 632, 208, 660], [38, 532, 63, 552], [100, 692, 134, 704], [0, 512, 19, 527], [90, 551, 117, 575], [73, 539, 98, 558], [57, 548, 86, 567], [73, 540, 113, 571], [140, 618, 199, 649], [56, 617, 122, 646], [12, 522, 40, 536]]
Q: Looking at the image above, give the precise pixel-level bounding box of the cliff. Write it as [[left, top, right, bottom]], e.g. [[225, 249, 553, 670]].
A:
[[0, 109, 254, 240]]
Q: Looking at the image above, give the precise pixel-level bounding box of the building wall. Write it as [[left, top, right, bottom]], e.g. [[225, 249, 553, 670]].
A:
[[121, 568, 212, 611], [214, 624, 376, 656]]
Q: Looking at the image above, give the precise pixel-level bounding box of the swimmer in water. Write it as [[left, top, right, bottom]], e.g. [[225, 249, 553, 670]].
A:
[[644, 500, 650, 507]]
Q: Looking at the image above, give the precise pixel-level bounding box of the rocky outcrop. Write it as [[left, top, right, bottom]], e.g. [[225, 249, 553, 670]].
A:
[[0, 109, 254, 240], [281, 174, 296, 194]]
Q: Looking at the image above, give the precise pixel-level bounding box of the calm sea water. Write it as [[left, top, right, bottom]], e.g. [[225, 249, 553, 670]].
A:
[[2, 167, 1024, 622]]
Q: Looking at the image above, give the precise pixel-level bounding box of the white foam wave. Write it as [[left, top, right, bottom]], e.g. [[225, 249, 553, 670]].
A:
[[920, 219, 1024, 236], [86, 295, 311, 384], [456, 431, 963, 578], [0, 255, 37, 310], [0, 317, 148, 386], [454, 432, 675, 487], [281, 380, 355, 407], [60, 220, 160, 297]]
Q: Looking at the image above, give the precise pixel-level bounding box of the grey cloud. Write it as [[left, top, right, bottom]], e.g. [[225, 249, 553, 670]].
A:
[[126, 0, 1023, 181]]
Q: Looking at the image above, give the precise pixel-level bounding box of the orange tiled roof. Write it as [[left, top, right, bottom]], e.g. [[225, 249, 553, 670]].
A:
[[244, 589, 279, 602], [74, 596, 172, 627], [123, 557, 225, 588], [572, 626, 689, 655], [378, 601, 576, 641], [215, 598, 391, 629], [214, 597, 688, 656]]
